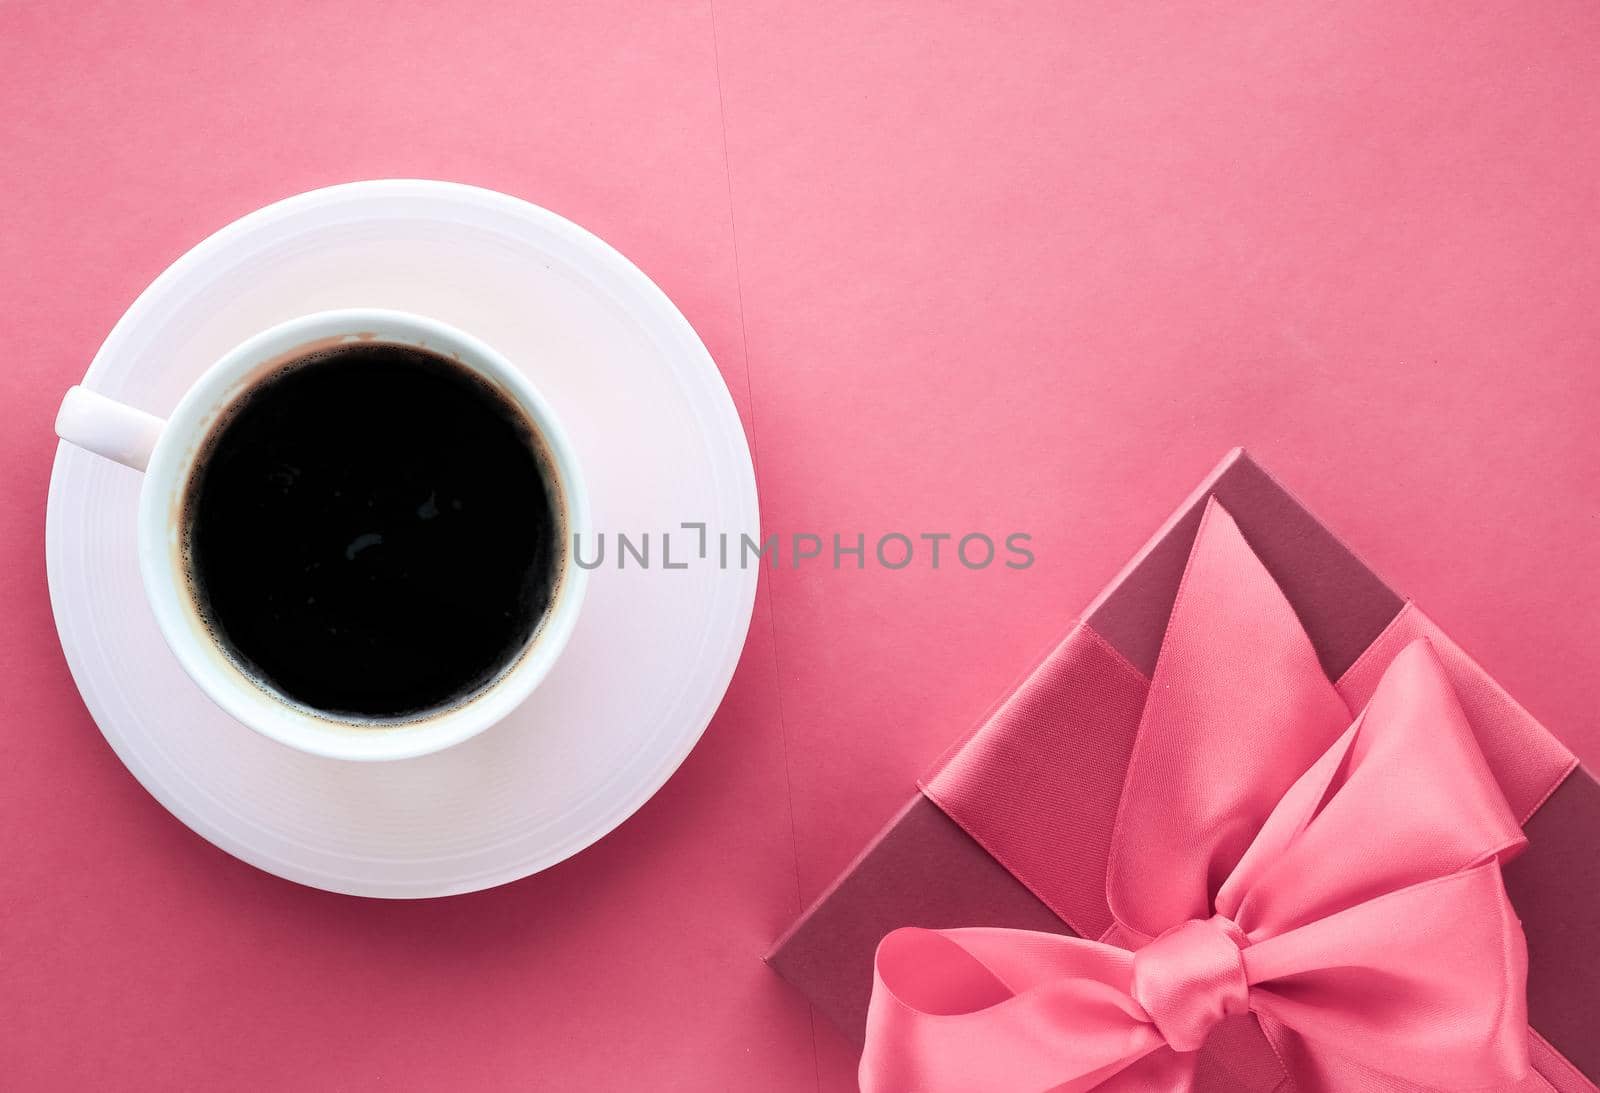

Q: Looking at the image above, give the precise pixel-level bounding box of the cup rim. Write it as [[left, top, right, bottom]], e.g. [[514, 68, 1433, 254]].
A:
[[137, 308, 590, 762]]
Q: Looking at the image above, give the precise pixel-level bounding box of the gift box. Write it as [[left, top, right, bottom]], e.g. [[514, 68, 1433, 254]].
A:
[[767, 449, 1600, 1090]]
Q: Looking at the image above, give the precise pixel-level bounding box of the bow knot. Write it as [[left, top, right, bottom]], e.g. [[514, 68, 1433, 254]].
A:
[[1131, 915, 1248, 1053]]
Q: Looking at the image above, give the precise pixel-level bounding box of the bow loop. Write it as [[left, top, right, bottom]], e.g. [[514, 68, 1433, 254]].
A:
[[1106, 501, 1353, 941], [1242, 862, 1528, 1089], [1216, 638, 1526, 939]]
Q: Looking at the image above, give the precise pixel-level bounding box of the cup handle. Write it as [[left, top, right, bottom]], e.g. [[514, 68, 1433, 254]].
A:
[[55, 386, 167, 473]]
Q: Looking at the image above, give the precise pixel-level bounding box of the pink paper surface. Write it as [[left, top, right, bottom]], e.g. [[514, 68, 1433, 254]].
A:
[[4, 3, 1599, 1090]]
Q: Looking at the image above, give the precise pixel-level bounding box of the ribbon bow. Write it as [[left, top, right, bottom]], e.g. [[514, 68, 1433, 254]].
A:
[[862, 500, 1531, 1093]]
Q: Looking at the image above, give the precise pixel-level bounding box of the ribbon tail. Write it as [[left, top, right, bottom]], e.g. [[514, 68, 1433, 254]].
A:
[[861, 928, 1176, 1093]]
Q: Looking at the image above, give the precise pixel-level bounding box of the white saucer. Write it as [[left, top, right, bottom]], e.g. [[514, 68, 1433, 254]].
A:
[[45, 180, 759, 898]]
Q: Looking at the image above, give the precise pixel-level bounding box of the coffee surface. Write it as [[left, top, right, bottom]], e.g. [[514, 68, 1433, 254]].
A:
[[185, 342, 561, 718]]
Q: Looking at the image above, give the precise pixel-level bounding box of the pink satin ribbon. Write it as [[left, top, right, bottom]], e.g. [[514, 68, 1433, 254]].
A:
[[861, 499, 1534, 1093]]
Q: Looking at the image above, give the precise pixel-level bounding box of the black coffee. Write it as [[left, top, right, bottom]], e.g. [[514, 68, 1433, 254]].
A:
[[184, 342, 563, 718]]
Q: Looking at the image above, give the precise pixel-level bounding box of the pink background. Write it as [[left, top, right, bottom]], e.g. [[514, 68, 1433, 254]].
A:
[[3, 2, 1596, 1089]]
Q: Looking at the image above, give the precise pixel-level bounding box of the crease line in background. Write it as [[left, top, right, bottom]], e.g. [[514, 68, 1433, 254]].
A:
[[707, 2, 823, 1089]]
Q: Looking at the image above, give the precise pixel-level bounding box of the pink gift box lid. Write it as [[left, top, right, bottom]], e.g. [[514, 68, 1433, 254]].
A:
[[766, 449, 1600, 1083]]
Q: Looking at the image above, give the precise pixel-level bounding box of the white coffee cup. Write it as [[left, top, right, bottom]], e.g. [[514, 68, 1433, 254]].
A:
[[55, 309, 589, 762]]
